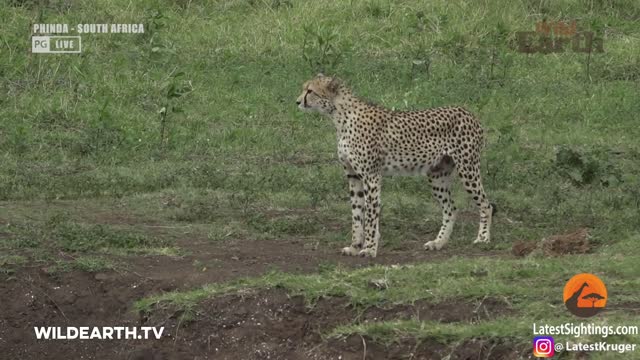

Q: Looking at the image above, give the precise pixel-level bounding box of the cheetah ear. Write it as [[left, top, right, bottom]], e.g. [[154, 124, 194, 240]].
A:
[[316, 73, 325, 78], [326, 76, 342, 95]]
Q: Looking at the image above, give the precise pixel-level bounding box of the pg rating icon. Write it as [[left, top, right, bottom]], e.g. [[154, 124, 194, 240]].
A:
[[32, 36, 81, 53]]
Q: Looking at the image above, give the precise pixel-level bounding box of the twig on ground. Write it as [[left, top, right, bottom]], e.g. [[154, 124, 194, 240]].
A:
[[360, 334, 367, 360], [24, 278, 69, 322]]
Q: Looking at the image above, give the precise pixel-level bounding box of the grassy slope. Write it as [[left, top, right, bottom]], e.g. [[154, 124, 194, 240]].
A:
[[1, 0, 640, 357]]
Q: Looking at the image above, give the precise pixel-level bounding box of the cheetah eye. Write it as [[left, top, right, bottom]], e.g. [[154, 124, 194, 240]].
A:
[[306, 89, 314, 94]]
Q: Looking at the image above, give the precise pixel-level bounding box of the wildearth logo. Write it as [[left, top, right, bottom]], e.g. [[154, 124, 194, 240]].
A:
[[563, 273, 607, 317], [517, 20, 604, 54]]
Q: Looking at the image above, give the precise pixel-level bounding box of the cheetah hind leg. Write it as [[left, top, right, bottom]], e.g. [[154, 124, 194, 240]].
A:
[[457, 165, 494, 244], [424, 156, 457, 251]]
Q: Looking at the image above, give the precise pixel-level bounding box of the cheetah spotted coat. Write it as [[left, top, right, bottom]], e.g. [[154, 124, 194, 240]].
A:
[[297, 74, 494, 257]]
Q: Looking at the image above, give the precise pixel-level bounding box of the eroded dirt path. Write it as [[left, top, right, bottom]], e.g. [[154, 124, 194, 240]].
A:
[[1, 232, 511, 359], [130, 236, 506, 290]]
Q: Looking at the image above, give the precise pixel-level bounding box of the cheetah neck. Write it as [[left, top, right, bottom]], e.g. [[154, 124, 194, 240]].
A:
[[331, 91, 356, 126], [331, 90, 386, 135]]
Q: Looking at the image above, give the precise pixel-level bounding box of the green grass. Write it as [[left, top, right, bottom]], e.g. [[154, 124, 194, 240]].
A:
[[136, 247, 640, 312], [2, 0, 640, 357], [0, 254, 27, 275], [0, 214, 169, 251], [2, 2, 638, 246], [0, 210, 176, 268]]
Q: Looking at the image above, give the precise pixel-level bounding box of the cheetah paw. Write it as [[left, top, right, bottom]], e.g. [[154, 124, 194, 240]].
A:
[[358, 248, 377, 258], [473, 237, 490, 244], [341, 246, 361, 256], [423, 240, 445, 251]]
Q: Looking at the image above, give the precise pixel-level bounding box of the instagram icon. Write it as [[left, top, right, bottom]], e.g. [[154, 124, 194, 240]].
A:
[[533, 336, 555, 358]]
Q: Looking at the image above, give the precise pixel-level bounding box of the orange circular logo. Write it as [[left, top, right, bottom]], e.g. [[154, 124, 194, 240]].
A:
[[563, 273, 607, 317]]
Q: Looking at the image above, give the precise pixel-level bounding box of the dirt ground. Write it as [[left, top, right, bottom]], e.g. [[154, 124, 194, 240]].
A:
[[1, 234, 524, 360]]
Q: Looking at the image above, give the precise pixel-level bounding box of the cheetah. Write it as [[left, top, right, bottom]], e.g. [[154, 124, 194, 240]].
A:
[[296, 74, 495, 258]]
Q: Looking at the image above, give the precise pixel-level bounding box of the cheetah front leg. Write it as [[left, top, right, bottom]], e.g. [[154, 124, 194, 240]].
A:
[[341, 174, 365, 256], [358, 174, 382, 258]]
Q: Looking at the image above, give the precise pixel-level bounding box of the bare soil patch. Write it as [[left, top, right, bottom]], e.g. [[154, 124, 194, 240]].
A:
[[137, 289, 521, 360], [128, 236, 505, 291], [511, 228, 591, 257], [1, 264, 524, 360], [1, 215, 512, 359]]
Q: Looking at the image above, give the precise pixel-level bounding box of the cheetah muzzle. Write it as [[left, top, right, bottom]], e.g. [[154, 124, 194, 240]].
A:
[[296, 74, 495, 258]]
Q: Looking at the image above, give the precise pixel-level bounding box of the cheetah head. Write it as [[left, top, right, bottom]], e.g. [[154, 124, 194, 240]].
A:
[[296, 73, 342, 115]]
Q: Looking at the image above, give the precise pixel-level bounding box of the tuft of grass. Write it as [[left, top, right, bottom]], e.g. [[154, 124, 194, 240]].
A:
[[330, 318, 529, 345], [0, 254, 27, 275], [72, 256, 118, 272], [49, 256, 119, 273], [101, 246, 183, 257]]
